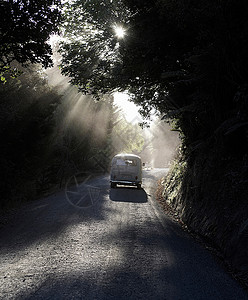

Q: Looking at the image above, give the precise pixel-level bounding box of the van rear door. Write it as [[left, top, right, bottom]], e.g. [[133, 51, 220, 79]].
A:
[[111, 157, 139, 182]]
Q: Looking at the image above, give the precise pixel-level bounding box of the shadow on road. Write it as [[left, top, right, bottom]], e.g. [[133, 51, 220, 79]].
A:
[[1, 171, 247, 299], [20, 220, 248, 300], [109, 187, 148, 203], [0, 183, 111, 254]]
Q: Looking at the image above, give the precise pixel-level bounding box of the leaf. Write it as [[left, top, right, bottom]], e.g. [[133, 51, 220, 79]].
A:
[[1, 76, 6, 83]]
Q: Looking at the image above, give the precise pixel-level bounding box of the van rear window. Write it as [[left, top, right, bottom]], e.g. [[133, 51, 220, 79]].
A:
[[116, 158, 137, 166]]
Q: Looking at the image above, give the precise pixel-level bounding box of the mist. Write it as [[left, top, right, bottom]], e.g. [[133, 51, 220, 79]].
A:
[[140, 121, 180, 168], [46, 67, 111, 147], [45, 64, 180, 171], [45, 37, 181, 170]]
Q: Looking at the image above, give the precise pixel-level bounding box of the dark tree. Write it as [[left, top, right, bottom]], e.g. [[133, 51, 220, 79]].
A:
[[0, 0, 62, 80], [60, 0, 248, 150]]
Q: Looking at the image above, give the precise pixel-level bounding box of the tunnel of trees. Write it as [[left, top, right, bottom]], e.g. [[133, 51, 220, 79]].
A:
[[1, 0, 248, 286]]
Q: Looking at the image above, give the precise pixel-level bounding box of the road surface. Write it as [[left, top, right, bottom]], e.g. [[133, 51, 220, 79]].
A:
[[0, 169, 247, 299]]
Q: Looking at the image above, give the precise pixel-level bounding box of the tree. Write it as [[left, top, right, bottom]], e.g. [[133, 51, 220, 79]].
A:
[[112, 117, 145, 155], [0, 0, 62, 81], [59, 1, 248, 281], [60, 0, 248, 151], [59, 0, 192, 99], [59, 0, 130, 95], [0, 63, 62, 208]]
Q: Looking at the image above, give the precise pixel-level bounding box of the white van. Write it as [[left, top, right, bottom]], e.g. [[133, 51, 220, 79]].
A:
[[110, 154, 142, 189]]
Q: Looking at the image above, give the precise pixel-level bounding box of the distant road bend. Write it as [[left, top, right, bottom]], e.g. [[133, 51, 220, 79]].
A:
[[0, 169, 247, 299]]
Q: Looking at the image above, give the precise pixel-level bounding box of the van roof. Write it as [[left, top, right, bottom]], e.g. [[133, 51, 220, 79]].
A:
[[113, 153, 141, 159]]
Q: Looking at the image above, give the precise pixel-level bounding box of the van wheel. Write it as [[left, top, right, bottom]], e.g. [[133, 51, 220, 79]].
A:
[[111, 182, 116, 188], [137, 184, 141, 189]]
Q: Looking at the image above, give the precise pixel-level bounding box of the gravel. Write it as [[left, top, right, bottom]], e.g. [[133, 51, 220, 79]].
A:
[[0, 169, 247, 299]]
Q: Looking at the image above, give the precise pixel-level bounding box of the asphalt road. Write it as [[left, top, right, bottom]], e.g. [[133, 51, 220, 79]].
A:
[[0, 169, 247, 299]]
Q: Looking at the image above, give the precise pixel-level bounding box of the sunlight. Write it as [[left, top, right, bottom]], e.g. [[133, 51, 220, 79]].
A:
[[114, 92, 140, 123], [113, 25, 126, 39]]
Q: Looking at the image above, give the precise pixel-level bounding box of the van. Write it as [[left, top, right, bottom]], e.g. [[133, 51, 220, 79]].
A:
[[110, 154, 143, 189]]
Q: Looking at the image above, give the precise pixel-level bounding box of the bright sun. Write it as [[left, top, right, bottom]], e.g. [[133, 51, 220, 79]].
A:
[[114, 92, 140, 124], [114, 26, 126, 39]]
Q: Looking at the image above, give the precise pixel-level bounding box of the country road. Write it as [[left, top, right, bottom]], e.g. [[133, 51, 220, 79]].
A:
[[0, 169, 247, 299]]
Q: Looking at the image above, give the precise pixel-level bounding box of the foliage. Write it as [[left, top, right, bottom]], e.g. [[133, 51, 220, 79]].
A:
[[0, 57, 147, 209], [0, 63, 124, 208], [112, 117, 144, 154], [59, 0, 248, 281], [52, 90, 118, 177], [161, 139, 248, 285], [59, 0, 130, 95], [0, 0, 62, 80], [60, 0, 248, 154], [161, 152, 186, 205], [0, 64, 62, 209]]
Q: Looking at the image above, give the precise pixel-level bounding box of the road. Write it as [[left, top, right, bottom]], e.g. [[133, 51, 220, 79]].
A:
[[0, 169, 247, 299]]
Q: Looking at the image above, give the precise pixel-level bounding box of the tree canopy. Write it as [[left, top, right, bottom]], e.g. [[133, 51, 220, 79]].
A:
[[60, 0, 248, 152], [0, 0, 62, 80], [59, 0, 130, 94]]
